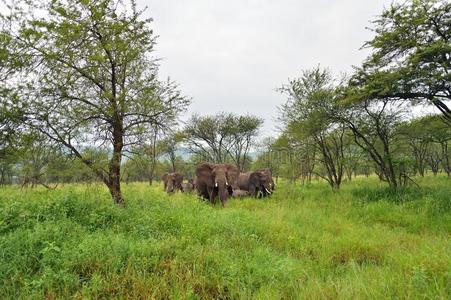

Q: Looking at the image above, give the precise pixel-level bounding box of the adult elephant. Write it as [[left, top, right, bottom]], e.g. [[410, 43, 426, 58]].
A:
[[195, 163, 239, 206], [238, 169, 274, 198], [162, 172, 184, 193], [256, 168, 275, 191], [237, 172, 251, 190]]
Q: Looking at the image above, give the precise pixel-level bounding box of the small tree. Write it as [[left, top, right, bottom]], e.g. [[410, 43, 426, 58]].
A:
[[425, 116, 451, 176], [342, 132, 364, 181], [124, 127, 164, 185], [184, 113, 234, 163], [279, 68, 345, 190], [254, 137, 280, 180], [338, 96, 408, 188], [399, 118, 432, 177], [160, 131, 185, 173], [15, 133, 61, 189], [226, 115, 263, 171], [184, 113, 262, 167]]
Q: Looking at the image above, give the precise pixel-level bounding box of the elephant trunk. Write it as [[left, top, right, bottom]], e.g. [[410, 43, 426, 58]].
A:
[[215, 180, 229, 207], [166, 180, 174, 193]]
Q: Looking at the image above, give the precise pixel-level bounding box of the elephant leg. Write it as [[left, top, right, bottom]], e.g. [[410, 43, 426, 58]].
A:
[[249, 185, 257, 198], [256, 186, 264, 198], [260, 186, 267, 198], [208, 187, 215, 204]]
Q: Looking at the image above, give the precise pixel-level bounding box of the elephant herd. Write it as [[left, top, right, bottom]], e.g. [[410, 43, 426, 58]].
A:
[[161, 163, 275, 206]]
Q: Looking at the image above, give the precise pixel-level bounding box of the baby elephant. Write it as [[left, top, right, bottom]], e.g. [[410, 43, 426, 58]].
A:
[[232, 189, 249, 198], [182, 180, 195, 193]]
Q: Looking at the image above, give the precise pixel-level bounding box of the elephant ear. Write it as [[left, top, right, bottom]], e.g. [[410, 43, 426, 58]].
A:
[[196, 163, 214, 186], [264, 169, 272, 177], [249, 171, 262, 183], [174, 173, 184, 183], [225, 164, 240, 189], [162, 173, 168, 181]]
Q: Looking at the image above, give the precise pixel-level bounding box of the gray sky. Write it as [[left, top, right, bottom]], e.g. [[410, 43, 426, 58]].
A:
[[141, 0, 393, 137]]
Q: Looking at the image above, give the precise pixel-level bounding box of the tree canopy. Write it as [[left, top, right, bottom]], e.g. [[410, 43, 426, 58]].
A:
[[349, 0, 451, 122], [184, 113, 262, 170], [1, 0, 189, 203]]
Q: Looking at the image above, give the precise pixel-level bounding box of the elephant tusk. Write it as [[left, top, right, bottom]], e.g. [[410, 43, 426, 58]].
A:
[[265, 187, 272, 194], [226, 181, 229, 186], [215, 182, 218, 187]]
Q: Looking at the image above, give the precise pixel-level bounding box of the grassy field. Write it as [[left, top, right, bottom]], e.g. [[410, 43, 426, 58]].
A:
[[0, 176, 450, 299]]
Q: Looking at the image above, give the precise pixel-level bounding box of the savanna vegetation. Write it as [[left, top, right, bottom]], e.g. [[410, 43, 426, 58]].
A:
[[0, 0, 450, 298], [0, 176, 449, 299]]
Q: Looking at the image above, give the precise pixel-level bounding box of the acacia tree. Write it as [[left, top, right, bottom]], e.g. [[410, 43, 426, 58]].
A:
[[338, 96, 408, 188], [159, 131, 185, 173], [253, 137, 281, 180], [226, 115, 263, 171], [0, 107, 18, 185], [123, 144, 159, 184], [17, 133, 62, 189], [123, 127, 164, 185], [397, 115, 451, 177], [273, 134, 317, 184], [3, 0, 189, 203], [425, 116, 451, 176], [184, 113, 234, 163], [184, 113, 262, 167], [279, 68, 345, 190], [399, 118, 432, 176], [342, 132, 365, 181], [355, 0, 451, 123], [1, 12, 28, 179]]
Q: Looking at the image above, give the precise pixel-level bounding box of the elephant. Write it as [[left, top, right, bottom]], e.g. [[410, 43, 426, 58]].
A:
[[237, 168, 274, 198], [195, 163, 240, 206], [182, 178, 196, 193], [162, 172, 184, 193], [256, 168, 275, 191], [232, 189, 249, 198], [237, 172, 251, 190]]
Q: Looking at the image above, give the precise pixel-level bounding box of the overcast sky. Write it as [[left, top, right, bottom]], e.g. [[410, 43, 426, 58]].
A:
[[140, 0, 394, 137]]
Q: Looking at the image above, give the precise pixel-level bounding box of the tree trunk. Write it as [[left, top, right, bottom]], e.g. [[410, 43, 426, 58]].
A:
[[411, 141, 427, 177], [171, 159, 176, 173], [346, 169, 352, 182], [148, 160, 155, 186], [332, 181, 340, 191], [317, 134, 344, 191], [0, 168, 5, 185], [108, 124, 124, 205], [107, 178, 123, 204], [441, 142, 450, 178], [148, 129, 158, 185], [382, 138, 398, 188]]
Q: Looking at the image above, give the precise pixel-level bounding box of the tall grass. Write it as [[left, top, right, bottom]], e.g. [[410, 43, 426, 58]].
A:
[[0, 176, 449, 299]]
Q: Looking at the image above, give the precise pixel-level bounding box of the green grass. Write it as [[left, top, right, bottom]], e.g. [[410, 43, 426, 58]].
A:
[[0, 176, 450, 299]]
